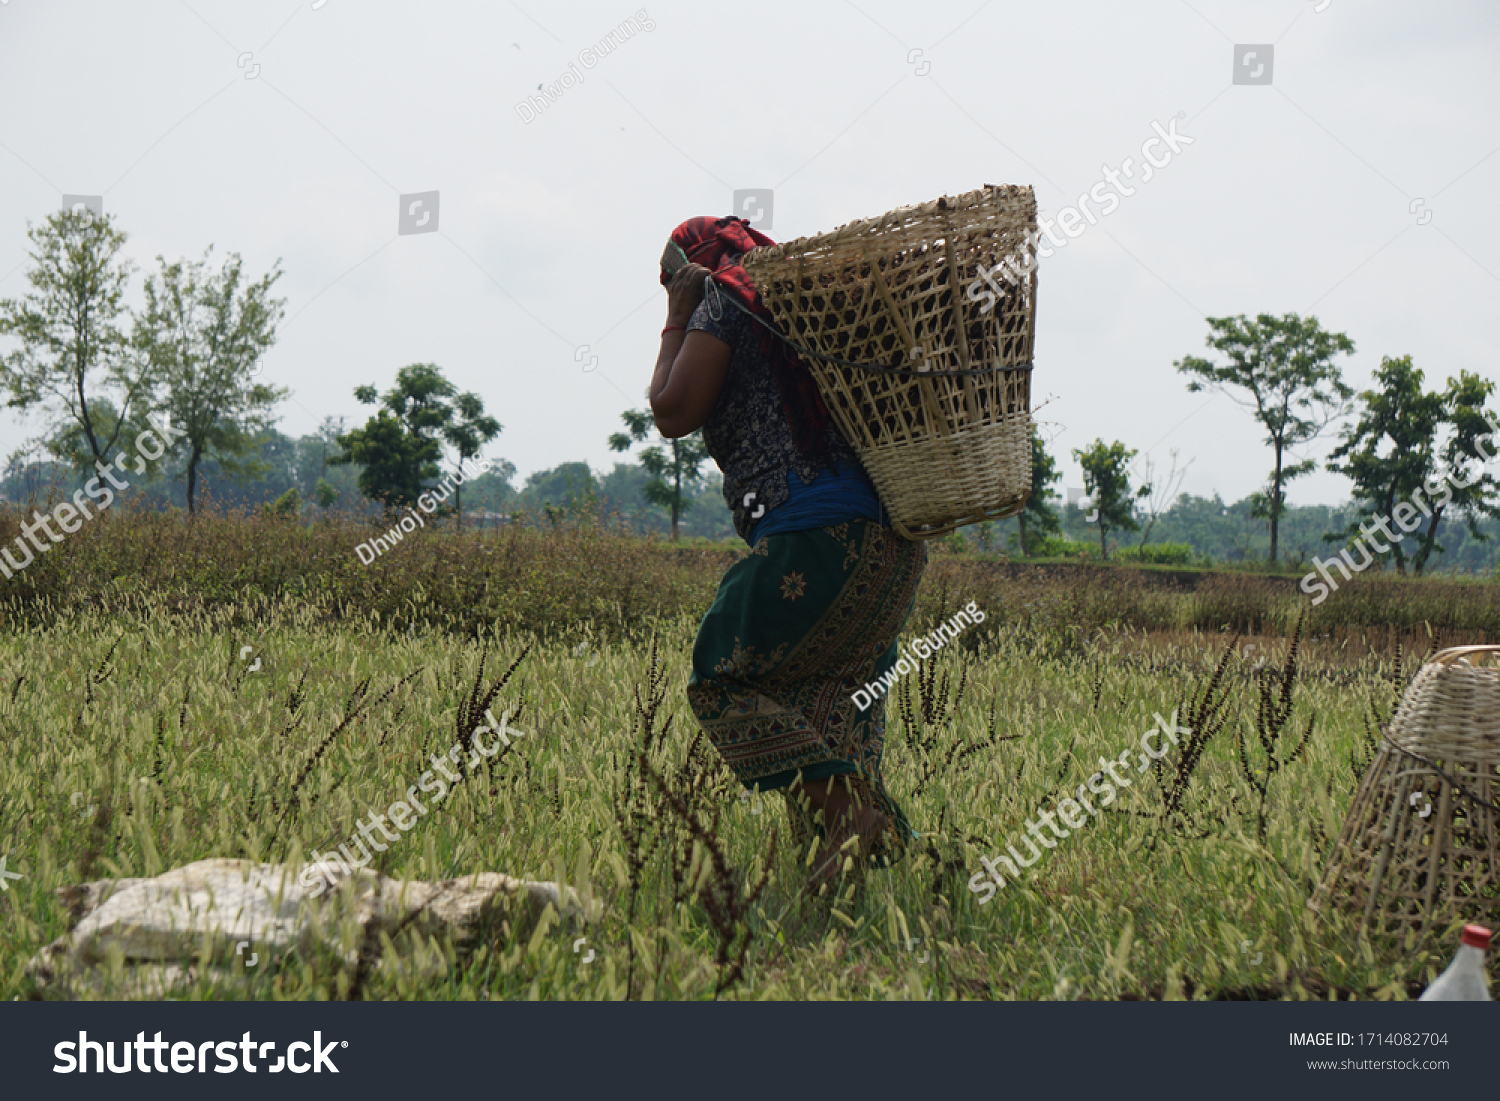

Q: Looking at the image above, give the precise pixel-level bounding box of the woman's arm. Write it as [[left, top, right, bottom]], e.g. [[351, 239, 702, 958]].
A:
[[650, 263, 731, 439]]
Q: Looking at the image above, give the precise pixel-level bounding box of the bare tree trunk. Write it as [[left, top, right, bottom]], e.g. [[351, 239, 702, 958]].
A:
[[672, 459, 682, 541], [1269, 440, 1284, 564], [1414, 508, 1444, 576], [187, 444, 203, 515]]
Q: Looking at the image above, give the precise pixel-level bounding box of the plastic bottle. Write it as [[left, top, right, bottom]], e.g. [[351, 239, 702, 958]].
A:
[[1418, 924, 1492, 1001]]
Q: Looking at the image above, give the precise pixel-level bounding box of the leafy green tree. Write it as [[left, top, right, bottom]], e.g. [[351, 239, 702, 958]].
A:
[[458, 460, 518, 517], [133, 246, 288, 513], [1325, 355, 1500, 575], [0, 209, 155, 471], [352, 364, 456, 440], [294, 418, 354, 503], [264, 486, 302, 520], [1073, 438, 1149, 560], [123, 425, 296, 513], [313, 478, 339, 510], [331, 409, 441, 512], [608, 408, 710, 541], [1175, 313, 1355, 562], [439, 391, 501, 529], [515, 462, 598, 517], [598, 461, 656, 531], [1015, 425, 1062, 556], [335, 364, 495, 515]]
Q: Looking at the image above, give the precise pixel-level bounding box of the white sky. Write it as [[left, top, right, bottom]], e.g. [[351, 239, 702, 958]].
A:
[[1, 0, 1496, 507]]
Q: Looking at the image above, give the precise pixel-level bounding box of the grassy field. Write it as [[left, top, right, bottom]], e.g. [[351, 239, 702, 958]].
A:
[[2, 557, 1488, 1000]]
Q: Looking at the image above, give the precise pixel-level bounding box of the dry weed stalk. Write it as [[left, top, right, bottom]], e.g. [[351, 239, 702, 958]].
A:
[[643, 758, 774, 997], [1141, 634, 1240, 844], [1235, 611, 1314, 841], [611, 637, 672, 999], [270, 668, 423, 852]]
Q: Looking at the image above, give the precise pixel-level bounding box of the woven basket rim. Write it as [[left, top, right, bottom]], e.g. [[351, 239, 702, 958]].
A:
[[1428, 645, 1500, 667], [742, 183, 1033, 268]]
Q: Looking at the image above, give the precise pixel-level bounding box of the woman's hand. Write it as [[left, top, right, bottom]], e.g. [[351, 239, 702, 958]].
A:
[[665, 262, 712, 326]]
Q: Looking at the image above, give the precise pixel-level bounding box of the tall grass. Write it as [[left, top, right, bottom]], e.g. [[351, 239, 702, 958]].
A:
[[0, 585, 1484, 1001]]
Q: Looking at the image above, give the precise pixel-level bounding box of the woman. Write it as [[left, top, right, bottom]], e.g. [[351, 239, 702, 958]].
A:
[[649, 214, 927, 888]]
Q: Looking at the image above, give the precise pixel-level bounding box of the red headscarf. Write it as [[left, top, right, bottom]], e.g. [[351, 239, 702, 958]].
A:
[[662, 216, 832, 461]]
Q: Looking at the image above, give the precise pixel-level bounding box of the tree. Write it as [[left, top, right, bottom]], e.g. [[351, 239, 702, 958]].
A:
[[1325, 355, 1500, 575], [0, 208, 155, 472], [133, 247, 288, 513], [335, 363, 496, 516], [459, 460, 518, 518], [598, 461, 656, 531], [330, 409, 441, 512], [313, 478, 339, 511], [608, 408, 710, 541], [1073, 438, 1149, 560], [1175, 313, 1355, 562], [293, 417, 351, 501], [1134, 448, 1193, 548], [439, 391, 501, 529], [353, 364, 451, 431], [265, 486, 302, 520], [1015, 425, 1062, 556], [516, 462, 599, 521]]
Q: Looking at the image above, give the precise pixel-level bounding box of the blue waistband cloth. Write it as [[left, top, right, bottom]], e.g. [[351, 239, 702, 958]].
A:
[[745, 460, 886, 545]]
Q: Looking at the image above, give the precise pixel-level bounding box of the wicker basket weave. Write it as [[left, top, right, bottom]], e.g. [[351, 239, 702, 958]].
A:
[[1313, 646, 1500, 939], [740, 185, 1037, 540]]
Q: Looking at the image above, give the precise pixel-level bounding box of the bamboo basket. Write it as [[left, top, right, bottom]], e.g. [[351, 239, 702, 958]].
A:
[[740, 184, 1037, 540], [1312, 646, 1500, 939]]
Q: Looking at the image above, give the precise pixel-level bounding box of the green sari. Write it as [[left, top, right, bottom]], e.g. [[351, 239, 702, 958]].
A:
[[686, 518, 927, 859]]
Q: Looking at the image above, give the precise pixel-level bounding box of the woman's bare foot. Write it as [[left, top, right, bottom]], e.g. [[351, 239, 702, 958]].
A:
[[808, 806, 887, 890], [800, 778, 888, 892]]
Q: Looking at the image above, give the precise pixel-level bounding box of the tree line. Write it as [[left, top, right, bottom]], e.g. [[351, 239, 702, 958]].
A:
[[3, 211, 1495, 572], [0, 209, 506, 523], [1006, 314, 1499, 576]]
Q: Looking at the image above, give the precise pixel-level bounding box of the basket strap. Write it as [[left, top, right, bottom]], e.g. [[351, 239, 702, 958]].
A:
[[1379, 728, 1500, 816], [711, 277, 1034, 378], [1426, 645, 1500, 667]]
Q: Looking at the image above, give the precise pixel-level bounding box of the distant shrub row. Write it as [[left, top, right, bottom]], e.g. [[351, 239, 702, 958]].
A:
[[2, 502, 1497, 642]]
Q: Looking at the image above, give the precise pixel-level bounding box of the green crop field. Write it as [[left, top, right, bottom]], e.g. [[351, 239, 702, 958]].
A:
[[2, 515, 1486, 1001]]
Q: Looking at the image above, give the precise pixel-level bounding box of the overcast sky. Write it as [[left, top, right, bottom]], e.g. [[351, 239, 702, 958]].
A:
[[2, 0, 1496, 509]]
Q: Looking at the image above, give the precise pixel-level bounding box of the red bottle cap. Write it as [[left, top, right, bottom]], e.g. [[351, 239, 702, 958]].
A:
[[1461, 924, 1491, 950]]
